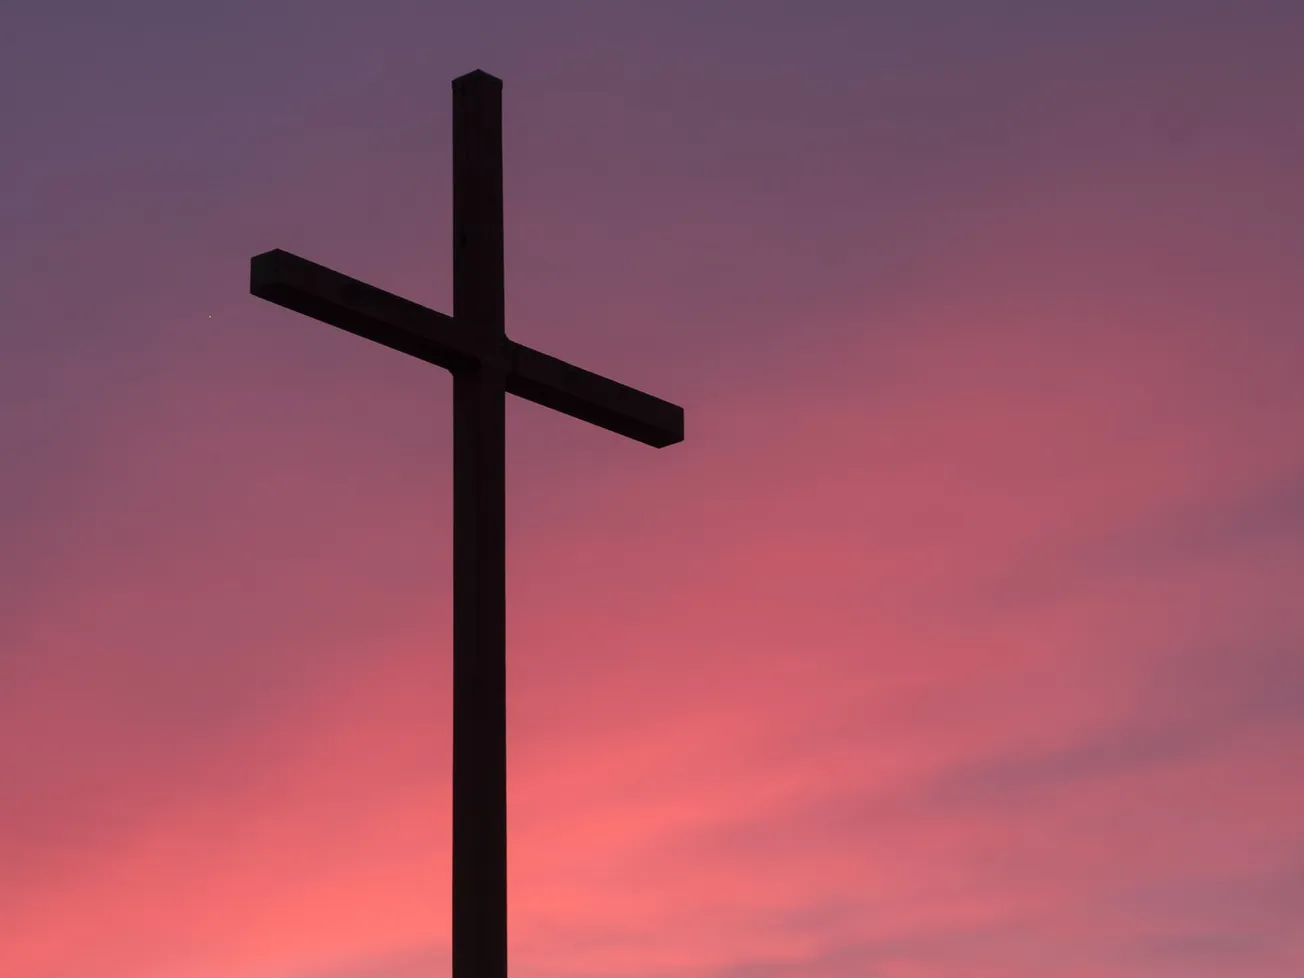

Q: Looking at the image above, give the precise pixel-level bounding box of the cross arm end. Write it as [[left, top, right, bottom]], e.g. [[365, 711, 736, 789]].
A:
[[507, 341, 684, 448], [250, 249, 487, 371]]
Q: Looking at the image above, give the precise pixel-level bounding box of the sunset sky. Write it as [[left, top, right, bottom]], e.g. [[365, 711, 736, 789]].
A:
[[2, 3, 1302, 977]]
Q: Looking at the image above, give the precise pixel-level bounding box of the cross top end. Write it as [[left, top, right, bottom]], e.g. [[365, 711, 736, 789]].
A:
[[453, 68, 503, 89]]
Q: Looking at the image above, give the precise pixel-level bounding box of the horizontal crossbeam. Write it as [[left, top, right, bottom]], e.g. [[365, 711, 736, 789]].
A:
[[251, 249, 683, 447]]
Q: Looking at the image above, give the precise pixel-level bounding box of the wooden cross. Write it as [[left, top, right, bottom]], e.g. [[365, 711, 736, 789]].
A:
[[248, 69, 683, 978]]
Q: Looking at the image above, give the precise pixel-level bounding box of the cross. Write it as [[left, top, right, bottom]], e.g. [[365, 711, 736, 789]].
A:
[[248, 70, 683, 978]]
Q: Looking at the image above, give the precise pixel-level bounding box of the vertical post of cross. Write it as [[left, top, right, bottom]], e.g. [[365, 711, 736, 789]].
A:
[[450, 69, 508, 978]]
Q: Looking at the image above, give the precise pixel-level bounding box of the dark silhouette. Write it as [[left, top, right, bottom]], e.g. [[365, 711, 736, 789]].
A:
[[249, 70, 683, 978]]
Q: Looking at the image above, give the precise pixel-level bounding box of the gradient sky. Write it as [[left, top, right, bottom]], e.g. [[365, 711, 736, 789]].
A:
[[3, 3, 1303, 977]]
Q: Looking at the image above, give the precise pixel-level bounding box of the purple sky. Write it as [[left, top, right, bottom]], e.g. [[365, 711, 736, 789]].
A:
[[2, 4, 1302, 977]]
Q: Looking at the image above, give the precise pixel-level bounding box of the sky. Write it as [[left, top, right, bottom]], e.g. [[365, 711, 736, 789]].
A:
[[2, 2, 1302, 977]]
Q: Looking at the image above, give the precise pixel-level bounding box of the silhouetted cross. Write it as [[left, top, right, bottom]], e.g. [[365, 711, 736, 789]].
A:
[[248, 69, 683, 978]]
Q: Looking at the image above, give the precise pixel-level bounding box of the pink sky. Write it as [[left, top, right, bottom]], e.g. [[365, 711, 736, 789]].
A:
[[2, 4, 1302, 977]]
